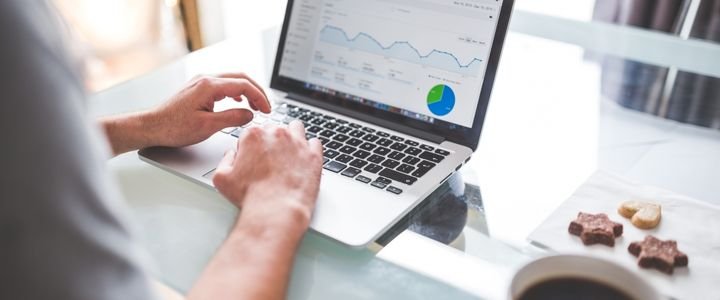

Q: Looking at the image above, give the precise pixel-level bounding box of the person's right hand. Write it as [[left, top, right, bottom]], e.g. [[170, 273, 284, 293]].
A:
[[212, 120, 324, 230]]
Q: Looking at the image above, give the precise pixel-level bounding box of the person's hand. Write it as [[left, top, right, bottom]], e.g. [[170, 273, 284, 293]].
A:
[[188, 122, 323, 300], [144, 73, 271, 148], [212, 121, 324, 229], [100, 73, 272, 155]]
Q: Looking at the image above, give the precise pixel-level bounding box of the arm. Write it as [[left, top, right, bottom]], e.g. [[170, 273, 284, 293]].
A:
[[100, 73, 271, 156], [187, 122, 323, 300]]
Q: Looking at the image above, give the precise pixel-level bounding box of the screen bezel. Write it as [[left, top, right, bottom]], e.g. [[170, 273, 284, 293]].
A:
[[270, 0, 514, 150]]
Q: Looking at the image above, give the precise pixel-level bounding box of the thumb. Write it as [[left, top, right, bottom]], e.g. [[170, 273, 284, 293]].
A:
[[215, 149, 236, 175], [211, 108, 254, 130]]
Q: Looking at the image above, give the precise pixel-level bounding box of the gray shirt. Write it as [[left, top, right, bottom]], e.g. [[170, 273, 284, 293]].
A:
[[0, 1, 156, 299]]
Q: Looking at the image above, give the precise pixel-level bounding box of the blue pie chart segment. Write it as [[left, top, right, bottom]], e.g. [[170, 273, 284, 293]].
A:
[[426, 84, 455, 116]]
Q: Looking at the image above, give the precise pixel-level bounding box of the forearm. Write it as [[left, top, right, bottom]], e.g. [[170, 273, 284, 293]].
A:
[[99, 111, 156, 156], [187, 190, 310, 300]]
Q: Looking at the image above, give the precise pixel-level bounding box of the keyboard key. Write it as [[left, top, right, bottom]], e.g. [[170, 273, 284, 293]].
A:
[[339, 145, 356, 154], [341, 167, 361, 178], [326, 141, 343, 150], [270, 114, 284, 123], [352, 150, 370, 159], [323, 161, 346, 173], [404, 140, 419, 147], [324, 122, 339, 130], [359, 142, 376, 151], [381, 159, 400, 169], [318, 137, 329, 145], [230, 128, 242, 137], [299, 115, 313, 122], [323, 157, 329, 164], [346, 138, 363, 147], [418, 160, 436, 169], [221, 127, 236, 134], [348, 123, 362, 129], [336, 126, 352, 134], [319, 130, 336, 137], [402, 156, 420, 165], [390, 142, 407, 151], [336, 119, 349, 124], [364, 164, 383, 174], [373, 147, 391, 156], [435, 149, 451, 156], [310, 118, 326, 125], [371, 181, 387, 189], [376, 138, 393, 147], [333, 134, 350, 143], [349, 159, 368, 168], [390, 135, 404, 142], [355, 175, 371, 183], [362, 127, 376, 133], [323, 149, 339, 159], [386, 186, 403, 194], [419, 151, 444, 163], [305, 133, 315, 140], [420, 144, 434, 151], [307, 126, 323, 133], [379, 168, 417, 185], [336, 154, 354, 163], [388, 151, 405, 160], [396, 164, 415, 174], [404, 147, 422, 156], [375, 177, 392, 184], [376, 131, 390, 137], [367, 154, 385, 164], [362, 134, 379, 142], [411, 166, 432, 178], [349, 130, 366, 138]]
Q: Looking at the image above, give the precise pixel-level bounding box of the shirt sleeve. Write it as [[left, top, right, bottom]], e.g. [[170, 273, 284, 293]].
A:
[[0, 1, 158, 299]]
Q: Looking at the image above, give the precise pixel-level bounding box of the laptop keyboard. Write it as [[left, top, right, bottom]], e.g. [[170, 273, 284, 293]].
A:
[[221, 102, 452, 195]]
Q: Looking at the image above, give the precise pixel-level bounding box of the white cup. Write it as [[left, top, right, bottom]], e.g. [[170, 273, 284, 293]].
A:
[[509, 254, 661, 300]]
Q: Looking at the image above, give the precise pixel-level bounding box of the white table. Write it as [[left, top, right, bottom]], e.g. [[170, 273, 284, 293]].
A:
[[91, 17, 720, 299]]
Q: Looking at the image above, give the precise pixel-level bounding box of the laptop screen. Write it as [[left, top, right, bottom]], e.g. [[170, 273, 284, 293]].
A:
[[276, 0, 505, 129]]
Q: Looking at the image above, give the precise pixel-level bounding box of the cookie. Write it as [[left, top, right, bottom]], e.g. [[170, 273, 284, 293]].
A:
[[568, 212, 623, 246], [628, 235, 688, 275], [618, 201, 661, 229]]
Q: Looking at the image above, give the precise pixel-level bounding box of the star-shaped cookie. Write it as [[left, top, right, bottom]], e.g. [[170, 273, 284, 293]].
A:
[[568, 212, 623, 246], [628, 235, 688, 275]]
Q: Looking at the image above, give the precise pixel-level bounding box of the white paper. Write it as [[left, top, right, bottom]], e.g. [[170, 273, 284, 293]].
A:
[[528, 171, 720, 300]]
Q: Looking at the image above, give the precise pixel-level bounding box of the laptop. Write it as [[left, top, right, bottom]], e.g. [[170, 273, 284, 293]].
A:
[[140, 0, 513, 248]]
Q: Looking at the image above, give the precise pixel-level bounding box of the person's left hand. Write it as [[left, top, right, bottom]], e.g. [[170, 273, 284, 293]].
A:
[[144, 73, 271, 147], [101, 73, 271, 155]]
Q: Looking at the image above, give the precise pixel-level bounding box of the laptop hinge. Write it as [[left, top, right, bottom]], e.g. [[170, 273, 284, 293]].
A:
[[284, 93, 445, 144]]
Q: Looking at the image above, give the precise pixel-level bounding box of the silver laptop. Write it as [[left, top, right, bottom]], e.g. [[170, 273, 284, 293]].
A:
[[140, 0, 514, 248]]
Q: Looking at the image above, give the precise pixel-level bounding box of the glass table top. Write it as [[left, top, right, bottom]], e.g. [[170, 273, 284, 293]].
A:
[[91, 8, 720, 298]]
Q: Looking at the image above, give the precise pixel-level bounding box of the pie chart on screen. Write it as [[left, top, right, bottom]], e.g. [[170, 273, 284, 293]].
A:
[[426, 84, 455, 116]]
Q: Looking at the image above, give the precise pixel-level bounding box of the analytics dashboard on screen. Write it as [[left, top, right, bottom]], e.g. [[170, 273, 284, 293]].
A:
[[279, 0, 504, 128]]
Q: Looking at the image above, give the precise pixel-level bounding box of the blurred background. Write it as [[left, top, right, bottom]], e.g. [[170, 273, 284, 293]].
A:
[[54, 0, 719, 129]]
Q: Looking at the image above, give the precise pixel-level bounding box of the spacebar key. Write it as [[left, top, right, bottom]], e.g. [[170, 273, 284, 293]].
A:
[[379, 168, 417, 185]]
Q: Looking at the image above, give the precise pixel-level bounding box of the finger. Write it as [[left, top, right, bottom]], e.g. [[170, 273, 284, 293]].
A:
[[204, 78, 271, 114], [233, 95, 258, 111], [210, 108, 254, 131], [308, 137, 323, 156], [288, 120, 306, 140], [215, 149, 236, 174], [218, 72, 269, 100]]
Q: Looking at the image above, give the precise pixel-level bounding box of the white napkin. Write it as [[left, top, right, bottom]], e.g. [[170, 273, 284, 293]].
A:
[[528, 171, 720, 300]]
